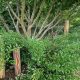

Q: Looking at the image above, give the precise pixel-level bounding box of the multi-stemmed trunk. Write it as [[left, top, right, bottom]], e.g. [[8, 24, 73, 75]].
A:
[[5, 0, 61, 39]]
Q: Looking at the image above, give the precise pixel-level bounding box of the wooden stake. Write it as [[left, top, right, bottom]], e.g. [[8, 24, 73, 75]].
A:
[[64, 20, 69, 35], [13, 48, 21, 76], [0, 69, 5, 79]]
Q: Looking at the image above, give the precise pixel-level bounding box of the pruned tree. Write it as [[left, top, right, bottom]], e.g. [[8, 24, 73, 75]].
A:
[[0, 0, 79, 39]]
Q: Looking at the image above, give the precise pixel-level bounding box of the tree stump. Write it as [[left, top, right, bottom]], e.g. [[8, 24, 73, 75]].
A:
[[64, 20, 69, 35], [13, 48, 21, 76]]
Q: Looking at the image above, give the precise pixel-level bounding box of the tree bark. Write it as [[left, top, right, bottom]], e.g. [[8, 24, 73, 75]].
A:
[[27, 25, 32, 37], [20, 0, 27, 36], [13, 48, 21, 76]]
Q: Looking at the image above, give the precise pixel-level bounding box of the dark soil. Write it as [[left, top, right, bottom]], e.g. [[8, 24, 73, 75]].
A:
[[4, 63, 27, 80]]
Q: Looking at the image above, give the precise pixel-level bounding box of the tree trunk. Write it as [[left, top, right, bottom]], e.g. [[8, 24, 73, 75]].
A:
[[20, 0, 27, 36], [13, 49, 21, 76], [0, 35, 5, 79], [64, 20, 69, 35], [27, 25, 32, 37]]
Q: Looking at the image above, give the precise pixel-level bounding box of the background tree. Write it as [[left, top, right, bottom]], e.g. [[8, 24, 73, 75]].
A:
[[0, 0, 79, 39]]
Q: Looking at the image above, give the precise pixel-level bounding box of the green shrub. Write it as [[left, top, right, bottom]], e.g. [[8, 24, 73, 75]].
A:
[[26, 38, 46, 62], [20, 32, 80, 80], [48, 32, 80, 80], [0, 35, 5, 70], [0, 29, 80, 80], [0, 31, 27, 63]]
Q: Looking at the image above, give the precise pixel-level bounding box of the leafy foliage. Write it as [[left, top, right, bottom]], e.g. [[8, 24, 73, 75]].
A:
[[0, 26, 80, 80], [0, 0, 80, 79], [26, 38, 46, 62], [0, 30, 27, 62], [17, 31, 80, 80], [0, 35, 5, 70]]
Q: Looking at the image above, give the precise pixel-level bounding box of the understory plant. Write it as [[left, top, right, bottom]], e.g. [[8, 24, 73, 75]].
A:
[[18, 31, 80, 80], [0, 30, 27, 63], [0, 28, 80, 80]]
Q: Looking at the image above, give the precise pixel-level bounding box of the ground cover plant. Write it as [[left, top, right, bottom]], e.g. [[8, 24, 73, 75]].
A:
[[11, 29, 80, 80]]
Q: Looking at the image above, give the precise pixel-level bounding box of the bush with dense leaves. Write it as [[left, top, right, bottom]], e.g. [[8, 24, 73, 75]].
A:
[[18, 31, 80, 80], [0, 28, 80, 80], [0, 30, 27, 62]]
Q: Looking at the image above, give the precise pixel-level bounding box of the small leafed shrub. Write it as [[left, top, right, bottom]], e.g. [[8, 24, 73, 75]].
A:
[[20, 32, 80, 80], [0, 31, 27, 63], [0, 28, 80, 80]]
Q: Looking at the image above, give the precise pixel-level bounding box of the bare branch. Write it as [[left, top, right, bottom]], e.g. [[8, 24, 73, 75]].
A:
[[24, 14, 29, 22], [36, 14, 59, 38], [20, 0, 27, 36], [7, 8, 20, 33], [38, 19, 61, 40], [41, 6, 52, 28], [27, 5, 31, 21], [33, 18, 43, 37], [40, 0, 57, 29], [45, 14, 60, 28], [31, 0, 37, 22], [36, 6, 52, 37], [33, 26, 38, 37], [8, 4, 20, 23], [8, 2, 27, 35], [16, 0, 20, 33], [31, 0, 44, 28], [0, 15, 9, 31]]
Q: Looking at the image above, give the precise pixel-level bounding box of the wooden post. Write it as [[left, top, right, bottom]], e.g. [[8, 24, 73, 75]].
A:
[[64, 20, 69, 35], [13, 48, 21, 76], [0, 69, 5, 79], [0, 35, 5, 79]]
